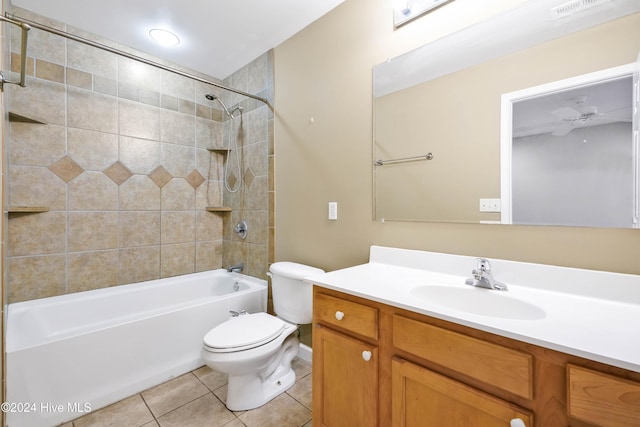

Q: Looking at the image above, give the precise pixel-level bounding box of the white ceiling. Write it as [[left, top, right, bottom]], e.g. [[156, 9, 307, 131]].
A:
[[10, 0, 345, 80]]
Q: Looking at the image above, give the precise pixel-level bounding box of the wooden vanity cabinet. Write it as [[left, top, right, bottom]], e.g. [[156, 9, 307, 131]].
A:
[[313, 287, 640, 426], [312, 291, 380, 427]]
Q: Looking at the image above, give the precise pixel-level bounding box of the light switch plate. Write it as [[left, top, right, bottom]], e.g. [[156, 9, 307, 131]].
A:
[[328, 202, 338, 220]]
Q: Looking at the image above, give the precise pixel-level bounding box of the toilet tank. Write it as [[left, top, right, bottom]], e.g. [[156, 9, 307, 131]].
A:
[[269, 262, 324, 324]]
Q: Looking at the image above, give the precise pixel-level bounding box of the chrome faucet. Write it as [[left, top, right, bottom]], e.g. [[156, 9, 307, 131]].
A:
[[226, 263, 244, 273], [465, 258, 508, 291]]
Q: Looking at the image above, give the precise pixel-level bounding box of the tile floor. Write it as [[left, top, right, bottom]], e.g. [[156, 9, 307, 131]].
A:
[[63, 358, 313, 427]]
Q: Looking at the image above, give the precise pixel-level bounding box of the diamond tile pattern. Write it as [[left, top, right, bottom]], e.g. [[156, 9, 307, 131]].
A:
[[149, 166, 173, 188], [48, 156, 84, 183], [227, 171, 238, 189], [185, 169, 206, 190], [103, 161, 133, 185], [243, 167, 255, 188]]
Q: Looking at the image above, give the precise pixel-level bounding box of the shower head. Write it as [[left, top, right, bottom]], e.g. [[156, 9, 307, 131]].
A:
[[205, 93, 232, 118]]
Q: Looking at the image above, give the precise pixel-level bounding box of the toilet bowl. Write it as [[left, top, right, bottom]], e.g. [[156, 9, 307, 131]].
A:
[[202, 262, 324, 411]]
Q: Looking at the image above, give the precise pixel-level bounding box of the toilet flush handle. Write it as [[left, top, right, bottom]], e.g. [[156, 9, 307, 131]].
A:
[[335, 311, 345, 321]]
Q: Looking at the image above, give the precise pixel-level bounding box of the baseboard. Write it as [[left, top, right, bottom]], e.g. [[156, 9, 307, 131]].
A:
[[297, 343, 312, 363]]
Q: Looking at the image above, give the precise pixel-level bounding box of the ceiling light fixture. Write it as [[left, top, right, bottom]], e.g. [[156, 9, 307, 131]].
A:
[[149, 28, 180, 46]]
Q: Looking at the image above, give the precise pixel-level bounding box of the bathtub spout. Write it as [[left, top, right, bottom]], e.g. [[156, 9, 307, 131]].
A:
[[227, 263, 244, 273]]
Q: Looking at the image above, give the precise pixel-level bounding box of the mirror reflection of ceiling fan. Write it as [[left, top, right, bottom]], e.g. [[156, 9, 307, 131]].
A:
[[551, 95, 631, 136]]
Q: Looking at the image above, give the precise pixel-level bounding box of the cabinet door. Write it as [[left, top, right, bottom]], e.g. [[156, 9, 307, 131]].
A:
[[313, 325, 378, 427], [392, 358, 533, 427]]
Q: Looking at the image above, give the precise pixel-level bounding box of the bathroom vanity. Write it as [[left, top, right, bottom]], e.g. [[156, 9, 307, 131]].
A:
[[309, 246, 640, 426]]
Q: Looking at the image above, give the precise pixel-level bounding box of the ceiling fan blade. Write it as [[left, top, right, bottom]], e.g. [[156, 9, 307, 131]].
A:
[[552, 123, 574, 136], [552, 106, 581, 120]]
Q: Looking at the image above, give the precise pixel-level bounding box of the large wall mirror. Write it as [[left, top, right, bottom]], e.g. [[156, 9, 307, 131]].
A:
[[373, 0, 640, 227]]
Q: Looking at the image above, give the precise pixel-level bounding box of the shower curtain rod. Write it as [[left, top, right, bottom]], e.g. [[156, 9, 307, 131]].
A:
[[2, 12, 271, 106]]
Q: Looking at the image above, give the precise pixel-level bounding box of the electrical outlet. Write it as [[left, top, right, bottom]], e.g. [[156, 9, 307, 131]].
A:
[[479, 198, 501, 212]]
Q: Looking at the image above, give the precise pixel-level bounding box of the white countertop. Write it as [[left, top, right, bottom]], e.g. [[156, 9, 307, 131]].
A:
[[306, 246, 640, 373]]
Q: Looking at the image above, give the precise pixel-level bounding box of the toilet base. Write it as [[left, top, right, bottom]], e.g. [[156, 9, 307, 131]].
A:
[[225, 334, 300, 411]]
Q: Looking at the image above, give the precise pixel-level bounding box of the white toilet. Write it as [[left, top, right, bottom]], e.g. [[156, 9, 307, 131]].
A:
[[202, 262, 324, 411]]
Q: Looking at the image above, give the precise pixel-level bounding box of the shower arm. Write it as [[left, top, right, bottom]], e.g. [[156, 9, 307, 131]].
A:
[[1, 12, 270, 107]]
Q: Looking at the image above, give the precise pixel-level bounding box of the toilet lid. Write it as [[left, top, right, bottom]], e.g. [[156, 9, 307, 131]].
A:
[[203, 312, 285, 351]]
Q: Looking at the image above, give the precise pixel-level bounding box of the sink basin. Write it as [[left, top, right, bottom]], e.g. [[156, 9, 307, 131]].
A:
[[410, 285, 546, 320]]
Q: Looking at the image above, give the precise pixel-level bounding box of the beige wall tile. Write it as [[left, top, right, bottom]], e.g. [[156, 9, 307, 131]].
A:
[[195, 180, 222, 210], [66, 68, 93, 90], [244, 141, 268, 177], [161, 143, 195, 178], [68, 87, 118, 133], [196, 241, 222, 272], [9, 123, 66, 166], [119, 175, 161, 210], [118, 246, 160, 285], [118, 57, 162, 93], [8, 255, 66, 302], [119, 136, 160, 175], [244, 176, 269, 210], [94, 75, 117, 96], [67, 39, 118, 79], [196, 118, 221, 150], [9, 165, 67, 210], [160, 109, 196, 146], [161, 70, 195, 101], [196, 211, 223, 242], [68, 171, 119, 211], [68, 212, 118, 252], [161, 178, 195, 211], [119, 100, 160, 140], [161, 243, 195, 278], [68, 128, 118, 171], [8, 212, 67, 256], [4, 13, 271, 303], [161, 211, 195, 244], [12, 25, 65, 66], [120, 211, 161, 247], [35, 59, 65, 83], [7, 78, 65, 125], [68, 250, 119, 292]]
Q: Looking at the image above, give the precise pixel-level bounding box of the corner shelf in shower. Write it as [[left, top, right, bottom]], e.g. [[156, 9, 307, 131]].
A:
[[8, 206, 50, 213], [205, 206, 232, 213], [8, 112, 46, 124]]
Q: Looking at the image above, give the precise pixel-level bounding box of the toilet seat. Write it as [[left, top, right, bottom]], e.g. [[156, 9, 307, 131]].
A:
[[204, 312, 286, 353]]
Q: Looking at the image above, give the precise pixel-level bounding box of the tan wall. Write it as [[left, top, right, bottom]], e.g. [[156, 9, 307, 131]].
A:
[[274, 0, 640, 276]]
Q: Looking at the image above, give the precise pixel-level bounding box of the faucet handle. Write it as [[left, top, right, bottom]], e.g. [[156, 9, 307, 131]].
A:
[[475, 258, 491, 272]]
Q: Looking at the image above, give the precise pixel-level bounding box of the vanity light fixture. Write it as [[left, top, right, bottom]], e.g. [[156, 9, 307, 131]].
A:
[[148, 28, 180, 46]]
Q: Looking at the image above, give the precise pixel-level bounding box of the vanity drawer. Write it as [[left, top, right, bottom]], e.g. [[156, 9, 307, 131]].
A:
[[568, 364, 640, 426], [314, 292, 378, 340], [393, 315, 533, 399]]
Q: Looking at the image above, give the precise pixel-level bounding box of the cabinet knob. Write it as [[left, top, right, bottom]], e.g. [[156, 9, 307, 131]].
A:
[[510, 418, 526, 427], [335, 311, 345, 320], [362, 351, 372, 361]]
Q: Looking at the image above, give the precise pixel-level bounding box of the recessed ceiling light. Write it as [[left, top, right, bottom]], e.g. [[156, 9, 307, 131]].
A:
[[149, 28, 180, 46]]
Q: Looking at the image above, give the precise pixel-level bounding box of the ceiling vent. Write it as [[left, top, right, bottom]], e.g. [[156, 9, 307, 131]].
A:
[[551, 0, 611, 20]]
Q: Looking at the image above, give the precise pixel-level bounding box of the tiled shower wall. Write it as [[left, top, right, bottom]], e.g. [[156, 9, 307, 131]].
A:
[[5, 7, 273, 303]]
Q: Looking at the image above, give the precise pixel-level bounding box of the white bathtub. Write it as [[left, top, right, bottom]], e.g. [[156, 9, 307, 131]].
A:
[[6, 270, 267, 427]]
